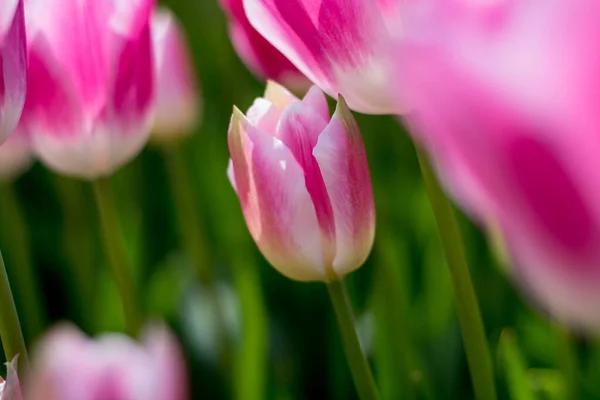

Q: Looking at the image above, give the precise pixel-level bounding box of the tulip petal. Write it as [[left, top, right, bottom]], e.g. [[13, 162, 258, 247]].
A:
[[246, 98, 283, 135], [276, 100, 337, 272], [229, 107, 327, 281], [244, 0, 396, 114], [302, 85, 329, 121], [109, 14, 154, 132], [264, 80, 298, 110], [143, 324, 188, 400], [0, 125, 33, 181], [313, 96, 375, 277], [1, 355, 22, 400], [25, 0, 112, 113], [151, 8, 199, 138], [0, 0, 19, 38], [0, 0, 26, 143]]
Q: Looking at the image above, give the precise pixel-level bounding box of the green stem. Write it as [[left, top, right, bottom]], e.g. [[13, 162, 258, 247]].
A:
[[374, 227, 434, 400], [161, 144, 232, 370], [0, 250, 29, 375], [161, 145, 213, 283], [53, 176, 96, 331], [231, 252, 268, 400], [415, 146, 496, 400], [92, 178, 142, 336], [0, 182, 46, 341], [556, 326, 579, 400], [327, 279, 380, 400]]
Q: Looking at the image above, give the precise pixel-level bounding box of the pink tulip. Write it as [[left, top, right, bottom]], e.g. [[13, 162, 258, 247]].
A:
[[399, 0, 600, 330], [0, 356, 22, 400], [242, 0, 403, 114], [26, 324, 187, 400], [228, 82, 375, 281], [0, 0, 26, 144], [219, 0, 309, 91], [151, 8, 200, 143], [0, 124, 33, 181], [22, 0, 156, 179]]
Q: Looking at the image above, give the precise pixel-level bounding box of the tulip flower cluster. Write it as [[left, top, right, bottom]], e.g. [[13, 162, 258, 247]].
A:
[[3, 0, 600, 398], [0, 0, 198, 398]]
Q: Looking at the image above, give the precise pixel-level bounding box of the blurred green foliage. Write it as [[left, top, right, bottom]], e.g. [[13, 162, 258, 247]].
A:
[[1, 1, 600, 399]]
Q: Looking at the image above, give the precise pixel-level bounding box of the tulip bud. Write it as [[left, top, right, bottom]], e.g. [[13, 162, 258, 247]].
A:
[[150, 8, 200, 143], [23, 0, 156, 179], [228, 82, 375, 282], [242, 0, 404, 114], [26, 324, 187, 400], [0, 356, 22, 400], [0, 126, 33, 181], [399, 0, 600, 331], [218, 0, 309, 92], [0, 0, 26, 144]]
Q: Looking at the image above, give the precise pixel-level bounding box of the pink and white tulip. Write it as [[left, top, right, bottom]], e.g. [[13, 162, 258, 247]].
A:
[[0, 0, 26, 144], [242, 0, 403, 114], [26, 324, 187, 400], [399, 0, 600, 330], [22, 0, 156, 179], [219, 0, 309, 91], [151, 8, 200, 143], [0, 124, 33, 181], [228, 82, 375, 282], [0, 356, 22, 400]]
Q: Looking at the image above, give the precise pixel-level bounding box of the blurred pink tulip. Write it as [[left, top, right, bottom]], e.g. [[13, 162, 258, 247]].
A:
[[242, 0, 403, 114], [0, 124, 33, 181], [0, 0, 26, 144], [228, 82, 375, 282], [22, 0, 156, 179], [26, 324, 187, 400], [399, 0, 600, 330], [151, 8, 200, 143], [219, 0, 309, 91], [0, 356, 22, 400]]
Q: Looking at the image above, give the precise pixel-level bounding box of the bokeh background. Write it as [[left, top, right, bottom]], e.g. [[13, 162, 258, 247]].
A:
[[1, 1, 599, 399]]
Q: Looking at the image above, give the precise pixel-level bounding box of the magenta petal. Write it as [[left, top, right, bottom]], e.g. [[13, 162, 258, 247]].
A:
[[244, 0, 397, 114], [0, 0, 26, 143], [313, 97, 375, 277], [109, 22, 154, 132], [229, 108, 327, 281]]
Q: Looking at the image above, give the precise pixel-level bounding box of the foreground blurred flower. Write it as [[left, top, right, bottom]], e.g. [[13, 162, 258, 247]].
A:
[[0, 0, 26, 144], [399, 0, 600, 330], [150, 7, 200, 143], [0, 125, 33, 181], [0, 356, 21, 400], [228, 82, 375, 282], [219, 0, 309, 91], [26, 324, 187, 400], [22, 0, 155, 179], [242, 0, 403, 114]]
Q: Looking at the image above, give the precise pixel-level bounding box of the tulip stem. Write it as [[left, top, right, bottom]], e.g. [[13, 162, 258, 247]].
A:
[[53, 176, 96, 331], [92, 178, 142, 337], [415, 146, 496, 400], [327, 279, 380, 400], [161, 144, 232, 371], [0, 250, 29, 375], [0, 182, 46, 341]]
